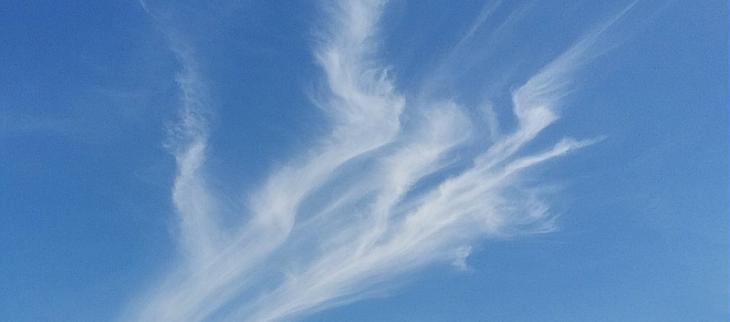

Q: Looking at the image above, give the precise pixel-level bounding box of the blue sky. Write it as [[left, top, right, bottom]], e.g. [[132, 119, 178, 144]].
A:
[[1, 1, 727, 321]]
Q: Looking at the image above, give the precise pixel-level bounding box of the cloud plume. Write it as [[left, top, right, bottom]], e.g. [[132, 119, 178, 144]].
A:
[[125, 1, 630, 321]]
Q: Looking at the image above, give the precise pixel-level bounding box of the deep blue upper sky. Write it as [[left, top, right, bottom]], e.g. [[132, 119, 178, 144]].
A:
[[1, 1, 727, 321]]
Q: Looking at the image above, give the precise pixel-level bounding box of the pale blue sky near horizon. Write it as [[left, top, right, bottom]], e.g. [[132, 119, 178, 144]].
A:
[[1, 1, 727, 321]]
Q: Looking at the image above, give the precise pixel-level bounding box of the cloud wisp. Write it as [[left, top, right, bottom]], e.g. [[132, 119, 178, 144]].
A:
[[125, 1, 629, 321]]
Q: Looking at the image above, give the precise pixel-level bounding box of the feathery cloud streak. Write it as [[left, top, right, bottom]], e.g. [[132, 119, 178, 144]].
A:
[[126, 1, 629, 321]]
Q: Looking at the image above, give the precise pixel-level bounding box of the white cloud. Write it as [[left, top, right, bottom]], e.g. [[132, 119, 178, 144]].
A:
[[123, 1, 631, 321]]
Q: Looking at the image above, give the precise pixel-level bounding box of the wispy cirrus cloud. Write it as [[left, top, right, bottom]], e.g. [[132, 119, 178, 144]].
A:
[[124, 1, 631, 321]]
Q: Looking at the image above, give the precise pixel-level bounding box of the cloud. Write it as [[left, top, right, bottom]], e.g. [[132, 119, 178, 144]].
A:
[[123, 1, 631, 321]]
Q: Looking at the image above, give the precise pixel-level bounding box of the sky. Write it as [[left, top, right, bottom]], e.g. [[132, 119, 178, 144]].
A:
[[0, 0, 727, 321]]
